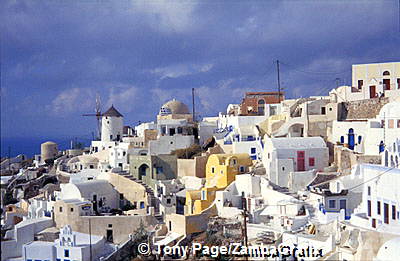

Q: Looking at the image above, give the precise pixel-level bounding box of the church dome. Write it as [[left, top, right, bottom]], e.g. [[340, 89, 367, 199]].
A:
[[159, 99, 189, 115]]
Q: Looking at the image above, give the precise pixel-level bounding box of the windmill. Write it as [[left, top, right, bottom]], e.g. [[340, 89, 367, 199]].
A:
[[82, 94, 102, 140]]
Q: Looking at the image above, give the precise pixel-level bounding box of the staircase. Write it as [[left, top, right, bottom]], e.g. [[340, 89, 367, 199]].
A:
[[117, 171, 162, 221]]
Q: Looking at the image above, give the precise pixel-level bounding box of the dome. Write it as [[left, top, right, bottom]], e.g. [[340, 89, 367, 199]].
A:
[[159, 99, 189, 115], [378, 102, 400, 119], [42, 141, 57, 146], [67, 155, 99, 165], [376, 237, 400, 261]]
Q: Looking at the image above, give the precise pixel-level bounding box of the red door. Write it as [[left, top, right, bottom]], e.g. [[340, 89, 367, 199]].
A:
[[369, 85, 376, 98], [297, 151, 305, 171]]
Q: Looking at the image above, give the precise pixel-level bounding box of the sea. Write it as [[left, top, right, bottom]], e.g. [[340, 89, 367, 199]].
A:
[[1, 136, 91, 158]]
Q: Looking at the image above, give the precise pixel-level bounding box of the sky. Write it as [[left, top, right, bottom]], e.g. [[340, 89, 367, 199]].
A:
[[1, 0, 400, 140]]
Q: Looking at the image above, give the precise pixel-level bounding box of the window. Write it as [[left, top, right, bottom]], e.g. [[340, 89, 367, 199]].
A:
[[59, 207, 63, 212], [340, 136, 345, 144], [166, 198, 171, 204], [123, 151, 126, 156], [368, 200, 372, 217], [120, 193, 124, 200], [321, 107, 326, 115], [156, 167, 163, 174], [282, 166, 285, 171], [231, 159, 237, 165], [108, 224, 112, 228], [211, 167, 215, 174], [239, 166, 245, 173], [64, 249, 70, 257], [368, 186, 371, 196], [377, 201, 381, 215], [398, 78, 400, 89], [358, 136, 362, 144], [393, 205, 397, 220], [250, 147, 256, 154], [70, 208, 74, 212], [309, 157, 315, 167], [328, 200, 336, 208], [140, 201, 145, 209], [383, 70, 390, 76], [397, 120, 400, 128], [110, 135, 113, 140], [381, 120, 385, 128], [358, 80, 363, 89]]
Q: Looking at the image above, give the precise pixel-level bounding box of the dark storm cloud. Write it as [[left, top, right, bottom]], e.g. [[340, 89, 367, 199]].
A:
[[1, 0, 399, 138]]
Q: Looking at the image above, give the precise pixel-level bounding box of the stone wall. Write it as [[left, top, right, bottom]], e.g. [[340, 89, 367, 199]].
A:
[[339, 97, 389, 120], [334, 146, 381, 174]]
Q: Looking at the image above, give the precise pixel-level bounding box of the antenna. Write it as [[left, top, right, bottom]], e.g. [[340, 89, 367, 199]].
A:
[[276, 60, 282, 101], [192, 88, 196, 122], [83, 93, 102, 140]]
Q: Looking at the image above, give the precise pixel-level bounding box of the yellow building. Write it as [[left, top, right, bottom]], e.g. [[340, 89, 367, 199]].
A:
[[186, 153, 252, 215]]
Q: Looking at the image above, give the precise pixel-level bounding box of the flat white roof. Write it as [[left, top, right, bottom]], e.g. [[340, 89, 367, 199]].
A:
[[269, 137, 326, 149]]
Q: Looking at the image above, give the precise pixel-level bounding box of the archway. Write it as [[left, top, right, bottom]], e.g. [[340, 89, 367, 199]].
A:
[[138, 164, 150, 181]]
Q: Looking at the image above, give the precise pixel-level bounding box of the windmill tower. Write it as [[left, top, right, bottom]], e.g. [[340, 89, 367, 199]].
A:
[[82, 94, 102, 140]]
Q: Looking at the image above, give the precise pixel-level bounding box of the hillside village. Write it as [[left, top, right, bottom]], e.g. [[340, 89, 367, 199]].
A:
[[1, 61, 400, 260]]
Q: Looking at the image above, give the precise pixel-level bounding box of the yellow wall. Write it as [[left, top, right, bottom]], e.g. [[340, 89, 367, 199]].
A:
[[185, 153, 252, 215], [352, 62, 400, 88]]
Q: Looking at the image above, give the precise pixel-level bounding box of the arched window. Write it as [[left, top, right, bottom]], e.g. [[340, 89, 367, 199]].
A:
[[383, 71, 390, 76], [358, 136, 362, 144], [340, 136, 345, 144]]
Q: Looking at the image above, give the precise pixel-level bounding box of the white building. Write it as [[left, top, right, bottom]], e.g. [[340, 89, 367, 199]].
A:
[[60, 180, 118, 212], [351, 164, 400, 235], [262, 137, 329, 187], [23, 225, 113, 261], [66, 155, 99, 172], [217, 124, 263, 160], [215, 174, 309, 231], [330, 62, 400, 102], [382, 138, 400, 168]]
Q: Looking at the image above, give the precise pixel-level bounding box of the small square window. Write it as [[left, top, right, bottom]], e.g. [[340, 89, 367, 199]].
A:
[[70, 208, 74, 212], [64, 249, 70, 257], [59, 207, 63, 212], [108, 224, 112, 228], [250, 148, 256, 154], [328, 200, 336, 208]]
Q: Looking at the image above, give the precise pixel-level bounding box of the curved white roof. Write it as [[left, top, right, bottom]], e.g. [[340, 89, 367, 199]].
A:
[[67, 155, 99, 165], [376, 237, 400, 261], [61, 180, 115, 200], [378, 102, 400, 119]]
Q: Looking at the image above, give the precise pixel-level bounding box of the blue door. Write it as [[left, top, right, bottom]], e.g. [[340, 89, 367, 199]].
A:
[[348, 128, 355, 150]]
